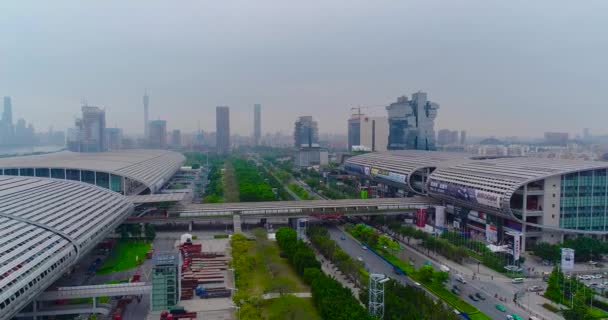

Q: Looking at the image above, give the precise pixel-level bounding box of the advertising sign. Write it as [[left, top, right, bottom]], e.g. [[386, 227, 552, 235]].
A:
[[428, 179, 502, 209], [416, 208, 427, 228], [485, 224, 498, 243], [561, 248, 575, 270], [371, 167, 407, 184], [512, 232, 522, 261], [344, 163, 365, 175]]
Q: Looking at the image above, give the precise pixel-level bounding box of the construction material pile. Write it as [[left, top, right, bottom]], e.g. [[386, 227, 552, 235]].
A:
[[178, 242, 229, 300]]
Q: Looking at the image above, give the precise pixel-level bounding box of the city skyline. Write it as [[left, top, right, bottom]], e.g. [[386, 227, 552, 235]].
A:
[[1, 1, 607, 137]]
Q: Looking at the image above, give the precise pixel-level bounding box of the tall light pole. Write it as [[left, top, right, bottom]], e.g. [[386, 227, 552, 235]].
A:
[[369, 274, 389, 320]]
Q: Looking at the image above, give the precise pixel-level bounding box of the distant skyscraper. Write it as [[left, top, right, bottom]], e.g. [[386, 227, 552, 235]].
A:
[[460, 130, 467, 145], [437, 129, 459, 146], [105, 128, 123, 150], [253, 104, 261, 146], [148, 120, 167, 149], [68, 105, 106, 152], [544, 132, 569, 146], [294, 116, 319, 148], [347, 115, 388, 152], [216, 106, 230, 154], [1, 96, 14, 145], [143, 91, 150, 138], [386, 91, 439, 151], [171, 129, 182, 148], [583, 128, 591, 141]]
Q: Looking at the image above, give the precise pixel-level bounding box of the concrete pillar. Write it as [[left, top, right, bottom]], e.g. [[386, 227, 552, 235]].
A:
[[141, 223, 145, 235], [188, 221, 193, 232], [93, 296, 97, 309], [32, 300, 37, 320]]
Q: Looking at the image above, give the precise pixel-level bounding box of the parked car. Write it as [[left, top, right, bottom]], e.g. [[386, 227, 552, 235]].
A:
[[475, 292, 485, 300], [528, 286, 543, 292], [455, 274, 467, 284], [496, 304, 507, 312], [468, 294, 479, 301]]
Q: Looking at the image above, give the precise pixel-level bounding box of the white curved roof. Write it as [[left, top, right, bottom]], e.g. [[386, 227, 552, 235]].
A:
[[429, 157, 608, 208], [0, 149, 185, 189], [0, 176, 133, 318]]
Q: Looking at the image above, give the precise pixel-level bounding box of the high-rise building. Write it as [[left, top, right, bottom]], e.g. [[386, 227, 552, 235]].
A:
[[386, 91, 439, 151], [143, 91, 150, 138], [105, 128, 123, 150], [583, 128, 591, 142], [544, 132, 569, 146], [460, 130, 467, 145], [437, 129, 459, 146], [294, 116, 319, 148], [148, 120, 167, 149], [171, 129, 182, 148], [347, 115, 388, 152], [253, 104, 261, 146], [1, 96, 14, 145], [67, 105, 106, 152], [216, 106, 230, 154]]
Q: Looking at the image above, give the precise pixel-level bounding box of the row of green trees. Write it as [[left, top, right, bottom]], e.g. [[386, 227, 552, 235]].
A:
[[545, 267, 598, 320], [386, 221, 518, 273], [202, 158, 225, 203], [232, 158, 277, 202], [288, 183, 313, 200], [275, 227, 372, 320], [116, 223, 156, 240], [533, 237, 608, 263]]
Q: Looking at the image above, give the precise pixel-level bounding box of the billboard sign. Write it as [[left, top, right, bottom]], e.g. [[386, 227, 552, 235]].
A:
[[485, 224, 498, 243], [561, 248, 575, 270], [428, 179, 502, 209], [511, 232, 522, 261], [371, 167, 407, 184], [416, 208, 427, 228], [344, 163, 365, 175]]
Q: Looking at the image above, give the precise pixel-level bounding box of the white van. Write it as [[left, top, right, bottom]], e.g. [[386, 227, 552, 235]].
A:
[[511, 278, 525, 284], [455, 274, 467, 284]]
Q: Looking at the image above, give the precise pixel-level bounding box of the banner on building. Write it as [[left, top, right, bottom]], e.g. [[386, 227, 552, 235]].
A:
[[428, 179, 502, 209], [371, 167, 407, 184], [561, 248, 575, 270], [485, 224, 498, 243], [416, 208, 427, 228], [512, 232, 522, 261]]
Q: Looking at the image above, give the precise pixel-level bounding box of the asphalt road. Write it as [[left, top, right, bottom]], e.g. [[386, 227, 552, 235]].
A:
[[327, 226, 512, 320]]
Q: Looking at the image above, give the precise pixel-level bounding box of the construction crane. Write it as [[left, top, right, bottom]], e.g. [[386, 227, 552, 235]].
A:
[[350, 105, 385, 118]]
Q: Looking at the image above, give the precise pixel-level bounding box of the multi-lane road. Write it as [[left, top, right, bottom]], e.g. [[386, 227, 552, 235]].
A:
[[327, 226, 513, 320]]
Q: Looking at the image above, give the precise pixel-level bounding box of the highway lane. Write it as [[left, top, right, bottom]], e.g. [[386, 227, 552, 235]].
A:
[[327, 226, 509, 320]]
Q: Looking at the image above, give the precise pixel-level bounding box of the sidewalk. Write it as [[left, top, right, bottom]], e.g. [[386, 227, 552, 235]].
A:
[[309, 240, 361, 301]]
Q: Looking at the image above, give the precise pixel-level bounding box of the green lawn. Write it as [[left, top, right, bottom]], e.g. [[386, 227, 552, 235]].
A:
[[590, 307, 608, 319], [248, 237, 309, 295], [263, 296, 320, 320], [96, 240, 151, 275]]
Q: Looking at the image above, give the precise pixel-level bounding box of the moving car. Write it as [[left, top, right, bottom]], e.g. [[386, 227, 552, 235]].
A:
[[468, 294, 479, 301], [528, 285, 543, 292], [496, 304, 507, 312], [362, 245, 367, 250], [455, 274, 467, 284], [340, 235, 346, 240], [475, 292, 485, 300], [511, 278, 524, 284]]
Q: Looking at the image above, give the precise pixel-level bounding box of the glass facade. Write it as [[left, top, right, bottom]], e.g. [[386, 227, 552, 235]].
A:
[[560, 169, 608, 231], [35, 168, 50, 177], [51, 168, 65, 179], [81, 170, 95, 184], [20, 168, 34, 176], [110, 174, 123, 193], [66, 169, 80, 181], [95, 172, 110, 189]]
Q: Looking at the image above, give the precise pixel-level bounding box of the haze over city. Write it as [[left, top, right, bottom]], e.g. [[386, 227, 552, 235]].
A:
[[1, 0, 607, 137]]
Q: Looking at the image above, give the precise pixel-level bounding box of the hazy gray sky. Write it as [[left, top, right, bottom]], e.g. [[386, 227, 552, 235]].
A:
[[1, 0, 607, 137]]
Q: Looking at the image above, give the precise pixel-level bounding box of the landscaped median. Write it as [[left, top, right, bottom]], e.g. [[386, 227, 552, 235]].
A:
[[345, 223, 493, 320]]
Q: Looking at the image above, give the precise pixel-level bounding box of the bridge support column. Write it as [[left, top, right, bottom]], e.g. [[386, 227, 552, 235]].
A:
[[188, 221, 193, 232], [93, 296, 97, 309], [140, 223, 145, 236], [32, 300, 37, 320], [233, 215, 242, 233]]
